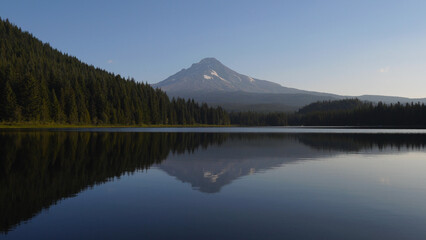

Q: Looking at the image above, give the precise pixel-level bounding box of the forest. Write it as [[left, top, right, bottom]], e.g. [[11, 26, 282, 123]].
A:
[[230, 99, 426, 127], [0, 18, 229, 125]]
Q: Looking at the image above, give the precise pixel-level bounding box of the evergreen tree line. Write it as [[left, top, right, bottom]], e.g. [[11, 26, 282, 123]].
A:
[[230, 99, 426, 127], [298, 99, 370, 114], [0, 18, 229, 125], [291, 101, 426, 126]]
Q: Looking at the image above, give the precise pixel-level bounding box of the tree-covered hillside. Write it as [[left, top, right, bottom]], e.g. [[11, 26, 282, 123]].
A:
[[291, 101, 426, 126], [230, 99, 426, 127], [0, 18, 229, 125], [298, 99, 369, 114]]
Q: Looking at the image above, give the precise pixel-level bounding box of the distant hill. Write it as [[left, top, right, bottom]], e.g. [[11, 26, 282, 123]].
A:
[[358, 95, 426, 104], [0, 18, 228, 125], [154, 58, 426, 112], [298, 99, 370, 114], [289, 100, 426, 126]]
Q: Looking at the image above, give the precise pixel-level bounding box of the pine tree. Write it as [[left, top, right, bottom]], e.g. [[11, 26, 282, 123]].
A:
[[1, 81, 18, 121], [51, 90, 65, 122], [21, 73, 41, 121], [65, 89, 78, 123]]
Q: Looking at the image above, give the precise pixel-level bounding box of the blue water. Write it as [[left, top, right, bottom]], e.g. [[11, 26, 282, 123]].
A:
[[1, 129, 426, 239]]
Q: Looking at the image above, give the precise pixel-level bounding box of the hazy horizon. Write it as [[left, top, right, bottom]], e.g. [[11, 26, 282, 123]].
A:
[[2, 0, 426, 98]]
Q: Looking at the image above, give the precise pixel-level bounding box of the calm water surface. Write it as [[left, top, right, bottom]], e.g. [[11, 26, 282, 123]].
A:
[[1, 128, 426, 239]]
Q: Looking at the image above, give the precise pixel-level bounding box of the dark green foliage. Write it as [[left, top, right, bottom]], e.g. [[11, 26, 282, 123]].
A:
[[290, 101, 426, 126], [21, 73, 41, 121], [230, 99, 426, 127], [298, 99, 369, 114], [0, 18, 229, 125], [50, 90, 65, 122], [0, 81, 20, 121]]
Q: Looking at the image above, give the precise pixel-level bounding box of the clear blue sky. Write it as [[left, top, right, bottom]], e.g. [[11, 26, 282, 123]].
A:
[[2, 0, 426, 98]]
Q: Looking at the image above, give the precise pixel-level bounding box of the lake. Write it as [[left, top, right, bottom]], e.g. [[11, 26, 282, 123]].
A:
[[1, 127, 426, 239]]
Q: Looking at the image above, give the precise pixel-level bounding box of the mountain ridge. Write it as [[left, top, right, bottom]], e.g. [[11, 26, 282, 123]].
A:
[[154, 57, 326, 95], [153, 58, 426, 112]]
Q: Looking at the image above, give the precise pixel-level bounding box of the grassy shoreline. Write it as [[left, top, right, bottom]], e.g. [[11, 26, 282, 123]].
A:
[[1, 123, 425, 129], [0, 123, 235, 129]]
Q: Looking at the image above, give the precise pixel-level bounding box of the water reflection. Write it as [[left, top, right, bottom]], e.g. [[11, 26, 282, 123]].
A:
[[0, 131, 226, 233], [1, 131, 426, 233], [159, 134, 426, 193]]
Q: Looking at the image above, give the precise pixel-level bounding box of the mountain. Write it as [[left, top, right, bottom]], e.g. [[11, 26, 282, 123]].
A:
[[155, 57, 310, 94], [154, 58, 426, 112], [152, 58, 341, 111]]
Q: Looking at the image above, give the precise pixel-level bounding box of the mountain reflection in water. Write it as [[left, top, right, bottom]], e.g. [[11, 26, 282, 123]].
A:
[[1, 131, 426, 233]]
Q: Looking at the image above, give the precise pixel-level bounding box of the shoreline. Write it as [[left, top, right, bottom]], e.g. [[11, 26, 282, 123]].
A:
[[0, 123, 425, 130], [0, 123, 235, 129]]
